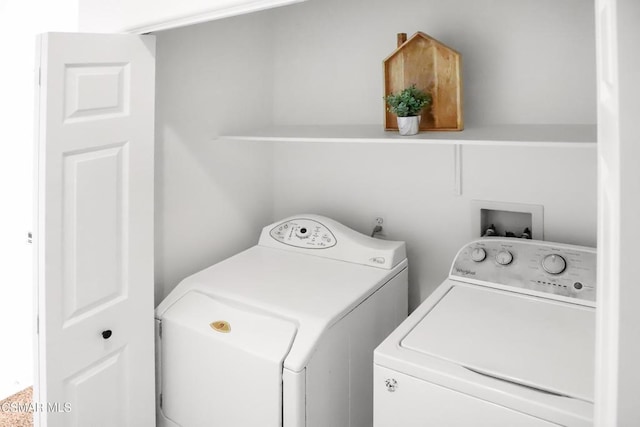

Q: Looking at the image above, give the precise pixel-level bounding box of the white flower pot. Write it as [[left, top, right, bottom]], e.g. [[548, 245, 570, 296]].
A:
[[397, 116, 420, 136]]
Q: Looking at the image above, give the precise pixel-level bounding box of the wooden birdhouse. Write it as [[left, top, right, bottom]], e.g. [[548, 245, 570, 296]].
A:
[[384, 32, 463, 131]]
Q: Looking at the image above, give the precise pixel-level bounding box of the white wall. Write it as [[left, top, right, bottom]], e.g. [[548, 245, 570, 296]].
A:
[[272, 0, 596, 126], [267, 0, 597, 309], [0, 0, 78, 400], [155, 0, 597, 311], [272, 144, 596, 309], [154, 12, 276, 303]]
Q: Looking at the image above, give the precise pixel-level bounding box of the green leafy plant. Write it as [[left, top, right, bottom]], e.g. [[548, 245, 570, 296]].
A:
[[385, 84, 432, 117]]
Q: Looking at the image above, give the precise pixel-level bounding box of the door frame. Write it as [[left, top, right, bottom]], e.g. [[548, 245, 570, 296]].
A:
[[594, 0, 640, 425]]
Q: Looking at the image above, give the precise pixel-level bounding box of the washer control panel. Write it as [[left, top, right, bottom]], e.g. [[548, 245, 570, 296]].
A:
[[270, 218, 337, 249], [450, 239, 596, 304]]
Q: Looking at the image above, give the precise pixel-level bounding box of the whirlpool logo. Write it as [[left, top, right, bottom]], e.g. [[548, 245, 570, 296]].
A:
[[454, 267, 476, 276]]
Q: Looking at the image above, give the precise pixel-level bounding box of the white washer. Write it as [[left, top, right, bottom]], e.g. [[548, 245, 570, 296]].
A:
[[156, 214, 408, 427], [374, 238, 596, 427]]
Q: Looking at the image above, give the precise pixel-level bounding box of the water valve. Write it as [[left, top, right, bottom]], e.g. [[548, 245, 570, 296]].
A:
[[371, 217, 384, 237]]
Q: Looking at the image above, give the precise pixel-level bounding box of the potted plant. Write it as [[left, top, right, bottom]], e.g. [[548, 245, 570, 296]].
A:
[[385, 84, 432, 136]]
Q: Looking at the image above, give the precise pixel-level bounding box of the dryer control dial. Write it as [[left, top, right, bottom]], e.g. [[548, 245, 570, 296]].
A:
[[495, 250, 513, 266], [295, 227, 311, 239], [542, 254, 567, 275], [269, 218, 337, 249]]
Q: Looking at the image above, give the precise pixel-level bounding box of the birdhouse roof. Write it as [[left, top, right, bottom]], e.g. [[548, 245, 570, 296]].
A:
[[383, 31, 460, 63]]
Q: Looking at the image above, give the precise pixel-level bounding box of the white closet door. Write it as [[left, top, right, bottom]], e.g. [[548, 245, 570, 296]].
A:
[[595, 0, 640, 425], [34, 32, 155, 427]]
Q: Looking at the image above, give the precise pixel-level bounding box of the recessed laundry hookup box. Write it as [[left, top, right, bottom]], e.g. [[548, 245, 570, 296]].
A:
[[471, 200, 543, 239]]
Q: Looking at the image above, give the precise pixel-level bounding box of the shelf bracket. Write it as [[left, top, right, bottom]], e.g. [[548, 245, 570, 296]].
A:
[[453, 144, 462, 196]]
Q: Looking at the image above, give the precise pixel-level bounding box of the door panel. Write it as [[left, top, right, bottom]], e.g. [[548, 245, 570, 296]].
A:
[[64, 63, 130, 120], [62, 144, 128, 325], [66, 348, 128, 427], [34, 32, 155, 427]]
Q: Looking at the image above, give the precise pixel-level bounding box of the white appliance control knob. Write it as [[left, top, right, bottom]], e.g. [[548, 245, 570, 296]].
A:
[[542, 254, 567, 275], [470, 247, 487, 262], [495, 250, 513, 266], [295, 227, 311, 239]]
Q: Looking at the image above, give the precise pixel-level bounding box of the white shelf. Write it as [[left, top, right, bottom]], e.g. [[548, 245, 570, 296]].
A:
[[219, 124, 597, 148]]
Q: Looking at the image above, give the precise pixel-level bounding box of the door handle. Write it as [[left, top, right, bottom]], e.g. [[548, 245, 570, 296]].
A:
[[101, 330, 113, 340]]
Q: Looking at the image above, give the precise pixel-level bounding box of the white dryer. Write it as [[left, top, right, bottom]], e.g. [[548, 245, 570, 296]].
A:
[[374, 239, 596, 427], [156, 214, 408, 427]]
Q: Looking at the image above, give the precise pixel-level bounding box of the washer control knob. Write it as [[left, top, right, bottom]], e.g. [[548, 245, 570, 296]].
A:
[[295, 227, 311, 239], [542, 254, 567, 275], [495, 250, 513, 266], [470, 247, 487, 262]]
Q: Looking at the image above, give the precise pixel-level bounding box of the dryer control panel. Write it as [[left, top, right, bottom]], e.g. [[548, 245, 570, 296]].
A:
[[269, 218, 337, 249], [258, 214, 406, 269], [450, 239, 596, 305]]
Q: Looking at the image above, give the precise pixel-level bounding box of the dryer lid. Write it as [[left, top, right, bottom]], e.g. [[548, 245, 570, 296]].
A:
[[400, 284, 595, 402]]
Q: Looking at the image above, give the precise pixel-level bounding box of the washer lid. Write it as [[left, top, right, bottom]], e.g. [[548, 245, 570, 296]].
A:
[[400, 284, 595, 402]]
